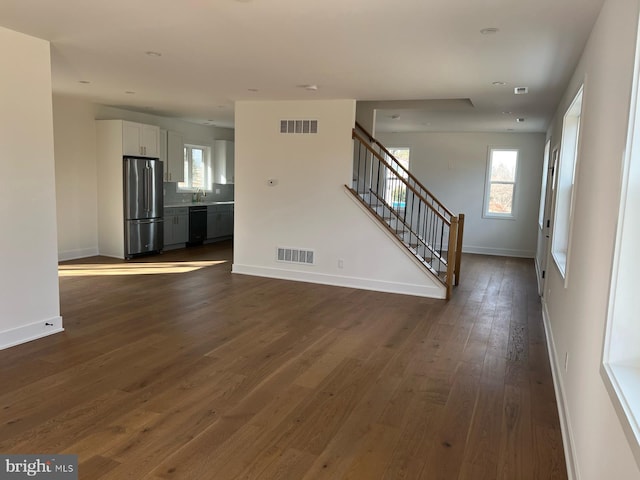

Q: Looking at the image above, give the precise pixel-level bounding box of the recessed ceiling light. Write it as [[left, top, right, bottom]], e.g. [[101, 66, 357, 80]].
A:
[[480, 27, 499, 35], [514, 86, 529, 95], [516, 118, 525, 123], [248, 88, 259, 92], [297, 84, 319, 91], [492, 81, 506, 86], [125, 91, 136, 94], [145, 51, 162, 57], [78, 80, 90, 84]]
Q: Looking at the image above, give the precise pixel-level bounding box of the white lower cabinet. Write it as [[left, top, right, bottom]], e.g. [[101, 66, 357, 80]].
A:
[[164, 207, 188, 246]]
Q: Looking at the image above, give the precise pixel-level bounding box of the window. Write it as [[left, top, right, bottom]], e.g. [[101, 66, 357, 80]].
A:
[[552, 86, 583, 278], [483, 148, 518, 218], [385, 147, 410, 209], [603, 21, 640, 465], [178, 144, 212, 192], [538, 139, 551, 229]]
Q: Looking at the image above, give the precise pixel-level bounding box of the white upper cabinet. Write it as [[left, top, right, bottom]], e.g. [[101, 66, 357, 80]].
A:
[[122, 121, 160, 158], [214, 140, 234, 184], [159, 129, 168, 161], [166, 130, 185, 183]]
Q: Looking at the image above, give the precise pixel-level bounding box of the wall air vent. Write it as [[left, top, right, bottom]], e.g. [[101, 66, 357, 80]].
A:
[[276, 247, 315, 265], [280, 119, 318, 134]]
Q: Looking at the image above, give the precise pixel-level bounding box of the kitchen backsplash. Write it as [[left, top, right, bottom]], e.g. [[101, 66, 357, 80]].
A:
[[163, 182, 234, 204]]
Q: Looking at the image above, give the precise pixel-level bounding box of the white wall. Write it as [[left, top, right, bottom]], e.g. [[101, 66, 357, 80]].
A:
[[52, 94, 234, 260], [53, 96, 99, 260], [541, 0, 640, 478], [233, 100, 445, 298], [0, 27, 62, 349], [377, 131, 545, 257]]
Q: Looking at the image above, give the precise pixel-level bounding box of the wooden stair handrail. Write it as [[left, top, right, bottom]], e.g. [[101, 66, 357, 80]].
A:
[[352, 124, 465, 299], [353, 130, 451, 225], [454, 213, 465, 286], [354, 122, 455, 218]]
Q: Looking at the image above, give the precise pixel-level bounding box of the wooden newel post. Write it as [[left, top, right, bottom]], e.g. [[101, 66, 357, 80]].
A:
[[446, 216, 459, 300], [455, 213, 465, 286]]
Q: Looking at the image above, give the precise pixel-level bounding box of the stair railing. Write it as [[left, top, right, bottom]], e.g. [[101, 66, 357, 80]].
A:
[[355, 122, 454, 222], [351, 128, 464, 298]]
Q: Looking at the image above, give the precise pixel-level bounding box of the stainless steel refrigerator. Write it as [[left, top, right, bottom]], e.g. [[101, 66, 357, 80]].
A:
[[124, 156, 164, 259]]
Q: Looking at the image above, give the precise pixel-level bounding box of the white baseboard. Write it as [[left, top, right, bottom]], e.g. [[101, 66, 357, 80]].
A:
[[232, 264, 446, 299], [0, 316, 64, 351], [58, 247, 99, 262], [541, 300, 579, 480], [462, 245, 535, 258], [534, 257, 543, 296]]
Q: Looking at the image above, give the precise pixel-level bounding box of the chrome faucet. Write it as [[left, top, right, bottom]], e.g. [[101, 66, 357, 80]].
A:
[[192, 188, 206, 202]]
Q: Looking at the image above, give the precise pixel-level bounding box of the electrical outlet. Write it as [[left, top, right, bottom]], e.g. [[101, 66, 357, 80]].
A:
[[564, 352, 569, 372], [215, 188, 220, 194], [338, 259, 344, 269]]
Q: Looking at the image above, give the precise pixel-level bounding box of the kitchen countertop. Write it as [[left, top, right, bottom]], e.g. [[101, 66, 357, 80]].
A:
[[164, 201, 234, 208]]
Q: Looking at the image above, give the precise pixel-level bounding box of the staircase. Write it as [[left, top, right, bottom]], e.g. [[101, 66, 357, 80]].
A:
[[348, 123, 465, 299]]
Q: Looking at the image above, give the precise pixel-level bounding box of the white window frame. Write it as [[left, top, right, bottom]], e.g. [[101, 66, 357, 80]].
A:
[[551, 85, 584, 281], [538, 139, 552, 229], [483, 148, 519, 220], [602, 14, 640, 468], [177, 143, 213, 192]]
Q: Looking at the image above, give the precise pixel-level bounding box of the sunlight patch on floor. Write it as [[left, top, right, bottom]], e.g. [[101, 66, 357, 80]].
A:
[[58, 260, 227, 277]]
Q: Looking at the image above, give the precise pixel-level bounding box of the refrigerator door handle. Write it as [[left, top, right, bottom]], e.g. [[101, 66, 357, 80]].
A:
[[143, 164, 151, 212]]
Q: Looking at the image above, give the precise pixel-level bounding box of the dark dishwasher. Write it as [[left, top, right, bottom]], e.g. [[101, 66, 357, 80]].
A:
[[188, 206, 207, 245]]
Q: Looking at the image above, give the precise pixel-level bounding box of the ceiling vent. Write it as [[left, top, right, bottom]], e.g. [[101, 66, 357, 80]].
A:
[[276, 247, 315, 265], [514, 87, 529, 95], [280, 119, 318, 134]]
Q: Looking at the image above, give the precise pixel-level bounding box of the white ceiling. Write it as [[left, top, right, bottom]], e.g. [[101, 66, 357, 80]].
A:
[[0, 0, 604, 132]]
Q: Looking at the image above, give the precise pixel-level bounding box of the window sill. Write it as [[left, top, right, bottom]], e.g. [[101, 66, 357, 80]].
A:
[[602, 362, 640, 468], [552, 250, 567, 279], [482, 213, 516, 220]]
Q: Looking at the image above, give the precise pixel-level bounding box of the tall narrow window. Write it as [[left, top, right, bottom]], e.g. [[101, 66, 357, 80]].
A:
[[385, 147, 410, 209], [538, 139, 552, 228], [552, 86, 583, 279], [484, 149, 519, 219], [603, 18, 640, 462]]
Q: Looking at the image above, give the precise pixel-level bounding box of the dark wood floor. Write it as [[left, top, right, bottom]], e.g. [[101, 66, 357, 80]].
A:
[[0, 242, 566, 479]]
